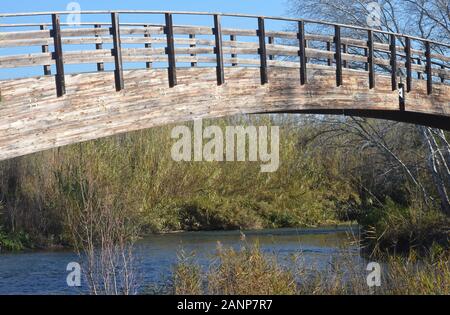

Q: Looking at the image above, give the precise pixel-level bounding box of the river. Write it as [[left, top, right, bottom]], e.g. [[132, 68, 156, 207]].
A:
[[0, 226, 362, 295]]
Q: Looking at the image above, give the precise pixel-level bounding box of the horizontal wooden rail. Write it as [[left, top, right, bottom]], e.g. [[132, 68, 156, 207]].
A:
[[0, 11, 448, 99]]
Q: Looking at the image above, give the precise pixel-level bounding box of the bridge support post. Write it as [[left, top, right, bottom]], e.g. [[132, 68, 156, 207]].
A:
[[425, 41, 432, 95], [334, 25, 342, 87], [51, 14, 66, 97], [165, 13, 177, 88], [298, 21, 307, 85], [213, 15, 225, 86], [40, 25, 51, 76], [111, 13, 124, 91], [390, 34, 397, 91], [257, 17, 268, 85], [95, 24, 105, 72]]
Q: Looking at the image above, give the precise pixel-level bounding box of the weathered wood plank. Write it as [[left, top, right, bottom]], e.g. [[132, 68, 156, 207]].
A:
[[0, 67, 448, 161]]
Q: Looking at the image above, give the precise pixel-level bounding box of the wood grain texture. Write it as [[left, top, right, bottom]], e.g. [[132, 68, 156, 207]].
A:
[[0, 66, 448, 161]]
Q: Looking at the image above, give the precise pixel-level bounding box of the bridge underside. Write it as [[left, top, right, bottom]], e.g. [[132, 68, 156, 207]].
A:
[[0, 66, 449, 161]]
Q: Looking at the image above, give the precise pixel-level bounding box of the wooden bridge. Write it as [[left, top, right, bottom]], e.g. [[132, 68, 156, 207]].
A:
[[0, 11, 449, 161]]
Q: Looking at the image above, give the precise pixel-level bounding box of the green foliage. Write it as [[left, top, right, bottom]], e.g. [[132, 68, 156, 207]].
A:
[[359, 198, 449, 255], [0, 115, 359, 249]]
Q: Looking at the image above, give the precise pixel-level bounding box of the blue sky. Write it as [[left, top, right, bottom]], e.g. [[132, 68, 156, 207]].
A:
[[0, 0, 290, 18], [0, 0, 294, 79]]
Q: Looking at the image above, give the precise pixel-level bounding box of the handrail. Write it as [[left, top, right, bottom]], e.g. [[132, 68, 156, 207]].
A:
[[0, 10, 449, 48], [0, 10, 448, 100]]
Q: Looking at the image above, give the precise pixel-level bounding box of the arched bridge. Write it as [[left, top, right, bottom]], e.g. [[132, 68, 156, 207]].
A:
[[0, 11, 449, 161]]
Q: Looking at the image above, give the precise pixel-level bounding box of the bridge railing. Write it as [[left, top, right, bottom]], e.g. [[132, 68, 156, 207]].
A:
[[0, 11, 449, 98]]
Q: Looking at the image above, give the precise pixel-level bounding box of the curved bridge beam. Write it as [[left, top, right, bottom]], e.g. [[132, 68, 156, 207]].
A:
[[0, 11, 449, 161]]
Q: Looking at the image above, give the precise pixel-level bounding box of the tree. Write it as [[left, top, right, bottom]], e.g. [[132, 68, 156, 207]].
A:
[[287, 0, 450, 215]]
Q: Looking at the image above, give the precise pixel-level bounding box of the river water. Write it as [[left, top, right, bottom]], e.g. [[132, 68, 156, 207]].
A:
[[0, 226, 362, 295]]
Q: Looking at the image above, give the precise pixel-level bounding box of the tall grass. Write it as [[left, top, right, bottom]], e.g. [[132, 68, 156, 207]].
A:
[[170, 243, 450, 295]]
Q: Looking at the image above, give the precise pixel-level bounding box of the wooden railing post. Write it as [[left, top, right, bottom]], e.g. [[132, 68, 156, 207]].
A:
[[230, 35, 238, 66], [298, 21, 307, 85], [189, 34, 197, 67], [390, 34, 397, 91], [334, 25, 342, 87], [51, 14, 65, 97], [111, 13, 124, 91], [441, 65, 446, 83], [95, 24, 105, 72], [144, 25, 152, 69], [368, 30, 375, 89], [425, 41, 432, 95], [165, 13, 177, 87], [405, 36, 412, 92], [40, 25, 51, 75], [213, 15, 225, 86], [257, 17, 268, 85]]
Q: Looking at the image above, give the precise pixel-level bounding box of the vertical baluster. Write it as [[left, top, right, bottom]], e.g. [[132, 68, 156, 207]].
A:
[[441, 65, 446, 83], [268, 36, 274, 61], [298, 21, 307, 85], [189, 34, 197, 67], [111, 13, 124, 91], [425, 41, 432, 95], [40, 25, 51, 75], [326, 41, 332, 66], [214, 15, 225, 86], [257, 17, 268, 85], [230, 35, 238, 66], [390, 34, 397, 91], [165, 13, 177, 87], [95, 24, 105, 72], [368, 30, 375, 89], [334, 25, 342, 87], [405, 37, 412, 92], [417, 58, 422, 79], [144, 24, 152, 69], [342, 44, 348, 68], [364, 47, 369, 71], [51, 14, 65, 97]]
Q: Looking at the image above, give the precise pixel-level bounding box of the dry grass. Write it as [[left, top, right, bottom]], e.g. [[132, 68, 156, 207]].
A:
[[170, 243, 450, 295]]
